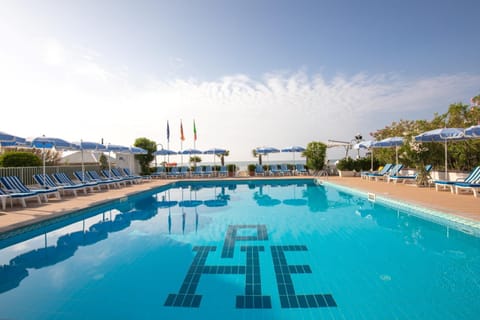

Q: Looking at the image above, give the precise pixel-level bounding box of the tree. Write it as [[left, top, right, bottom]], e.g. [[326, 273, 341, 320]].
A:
[[190, 156, 202, 165], [216, 150, 230, 166], [134, 137, 156, 174], [99, 153, 109, 170], [0, 152, 42, 167], [252, 149, 262, 165], [302, 142, 327, 171]]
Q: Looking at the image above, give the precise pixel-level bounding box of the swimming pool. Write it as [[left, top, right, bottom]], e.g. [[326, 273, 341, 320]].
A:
[[0, 179, 479, 319]]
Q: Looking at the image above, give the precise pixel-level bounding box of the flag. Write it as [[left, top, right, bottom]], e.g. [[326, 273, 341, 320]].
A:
[[167, 121, 170, 142], [193, 120, 197, 141], [180, 120, 185, 141]]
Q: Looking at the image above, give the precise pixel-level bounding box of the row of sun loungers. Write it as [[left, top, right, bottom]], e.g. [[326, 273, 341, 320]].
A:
[[0, 168, 145, 210], [151, 166, 229, 179], [360, 162, 480, 197], [255, 164, 308, 176]]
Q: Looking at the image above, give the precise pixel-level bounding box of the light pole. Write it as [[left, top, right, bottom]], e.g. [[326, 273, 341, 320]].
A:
[[155, 143, 164, 168], [352, 133, 363, 159]]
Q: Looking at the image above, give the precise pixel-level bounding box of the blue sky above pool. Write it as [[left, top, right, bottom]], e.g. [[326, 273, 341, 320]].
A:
[[1, 0, 479, 160]]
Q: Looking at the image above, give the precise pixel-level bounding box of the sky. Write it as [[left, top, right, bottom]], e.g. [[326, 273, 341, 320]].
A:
[[1, 0, 479, 162]]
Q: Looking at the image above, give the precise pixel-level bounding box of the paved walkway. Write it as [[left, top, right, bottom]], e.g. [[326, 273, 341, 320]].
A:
[[0, 176, 478, 235]]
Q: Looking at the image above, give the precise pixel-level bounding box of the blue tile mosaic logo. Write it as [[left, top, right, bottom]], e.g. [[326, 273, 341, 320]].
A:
[[164, 224, 336, 309]]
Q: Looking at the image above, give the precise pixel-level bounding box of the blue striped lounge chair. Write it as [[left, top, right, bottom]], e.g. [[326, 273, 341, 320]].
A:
[[102, 169, 135, 185], [122, 167, 150, 180], [362, 164, 393, 180], [270, 164, 282, 176], [452, 167, 480, 197], [0, 176, 60, 202], [54, 172, 99, 192], [192, 166, 204, 177], [202, 166, 213, 177], [33, 174, 88, 196], [295, 164, 308, 175], [434, 166, 480, 193], [74, 171, 111, 190], [0, 187, 42, 209], [218, 166, 228, 177], [387, 165, 432, 184], [280, 164, 291, 175], [255, 164, 265, 176], [375, 164, 403, 181], [151, 166, 166, 179], [87, 170, 126, 188], [111, 168, 141, 184]]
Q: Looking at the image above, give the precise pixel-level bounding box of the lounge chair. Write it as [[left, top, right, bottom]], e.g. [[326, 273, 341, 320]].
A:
[[121, 168, 147, 181], [0, 176, 60, 202], [280, 164, 291, 175], [218, 166, 228, 177], [192, 166, 204, 177], [111, 168, 141, 184], [374, 164, 403, 181], [361, 164, 393, 180], [87, 170, 126, 188], [295, 164, 308, 175], [270, 164, 282, 176], [387, 165, 432, 184], [0, 187, 41, 209], [53, 172, 99, 192], [33, 174, 88, 196], [101, 169, 135, 185], [255, 164, 265, 176], [166, 167, 180, 178], [74, 171, 111, 190], [151, 166, 166, 179], [202, 166, 213, 177], [452, 167, 480, 197], [434, 166, 480, 193]]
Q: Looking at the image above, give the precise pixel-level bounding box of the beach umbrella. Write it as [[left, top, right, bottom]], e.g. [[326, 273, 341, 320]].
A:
[[129, 146, 147, 154], [415, 128, 466, 179], [464, 125, 480, 137], [255, 146, 280, 165], [281, 146, 305, 166], [372, 137, 404, 166], [203, 148, 227, 168], [155, 149, 177, 156], [73, 141, 107, 182], [179, 148, 202, 155], [30, 136, 77, 185], [0, 131, 27, 147]]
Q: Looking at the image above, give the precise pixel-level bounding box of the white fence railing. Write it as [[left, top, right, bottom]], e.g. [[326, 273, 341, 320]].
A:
[[0, 165, 101, 186]]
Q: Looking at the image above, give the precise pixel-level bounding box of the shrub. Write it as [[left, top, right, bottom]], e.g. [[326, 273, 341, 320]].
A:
[[227, 164, 237, 172], [336, 157, 355, 171], [0, 152, 42, 167]]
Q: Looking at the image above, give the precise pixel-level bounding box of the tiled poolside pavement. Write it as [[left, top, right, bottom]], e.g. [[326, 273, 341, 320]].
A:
[[0, 176, 478, 235]]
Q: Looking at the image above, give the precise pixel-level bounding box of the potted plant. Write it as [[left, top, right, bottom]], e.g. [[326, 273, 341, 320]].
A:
[[227, 164, 237, 177], [336, 157, 356, 177], [247, 164, 256, 176]]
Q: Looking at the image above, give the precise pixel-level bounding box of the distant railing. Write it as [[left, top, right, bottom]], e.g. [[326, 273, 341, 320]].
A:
[[0, 165, 101, 186]]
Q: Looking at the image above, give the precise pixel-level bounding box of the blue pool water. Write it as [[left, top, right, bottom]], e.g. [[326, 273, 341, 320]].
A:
[[0, 179, 479, 319]]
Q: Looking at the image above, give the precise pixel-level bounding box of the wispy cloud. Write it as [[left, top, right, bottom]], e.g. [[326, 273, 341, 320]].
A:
[[1, 39, 479, 160]]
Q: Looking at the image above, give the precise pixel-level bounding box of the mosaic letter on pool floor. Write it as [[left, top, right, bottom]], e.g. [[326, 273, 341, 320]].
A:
[[271, 245, 337, 308]]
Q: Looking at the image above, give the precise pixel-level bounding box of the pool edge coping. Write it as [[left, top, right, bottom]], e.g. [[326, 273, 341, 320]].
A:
[[319, 179, 480, 237]]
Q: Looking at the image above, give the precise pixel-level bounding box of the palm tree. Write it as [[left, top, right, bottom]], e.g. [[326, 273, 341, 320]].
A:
[[252, 149, 262, 165], [216, 150, 230, 166]]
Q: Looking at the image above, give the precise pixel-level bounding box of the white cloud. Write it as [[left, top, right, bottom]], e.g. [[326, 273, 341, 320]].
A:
[[1, 39, 479, 162]]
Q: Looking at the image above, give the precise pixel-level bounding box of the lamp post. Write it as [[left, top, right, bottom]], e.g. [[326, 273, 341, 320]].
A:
[[352, 133, 363, 159], [155, 143, 164, 168]]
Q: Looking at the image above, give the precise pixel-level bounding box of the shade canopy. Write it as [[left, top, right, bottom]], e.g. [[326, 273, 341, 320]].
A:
[[255, 147, 280, 155], [414, 128, 466, 179], [179, 148, 203, 155], [281, 146, 305, 153], [372, 137, 404, 148], [203, 148, 227, 155], [464, 125, 480, 138], [129, 146, 147, 154], [73, 141, 106, 151], [105, 144, 130, 153], [353, 140, 373, 149], [0, 131, 27, 147], [30, 136, 76, 150], [155, 149, 177, 156]]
